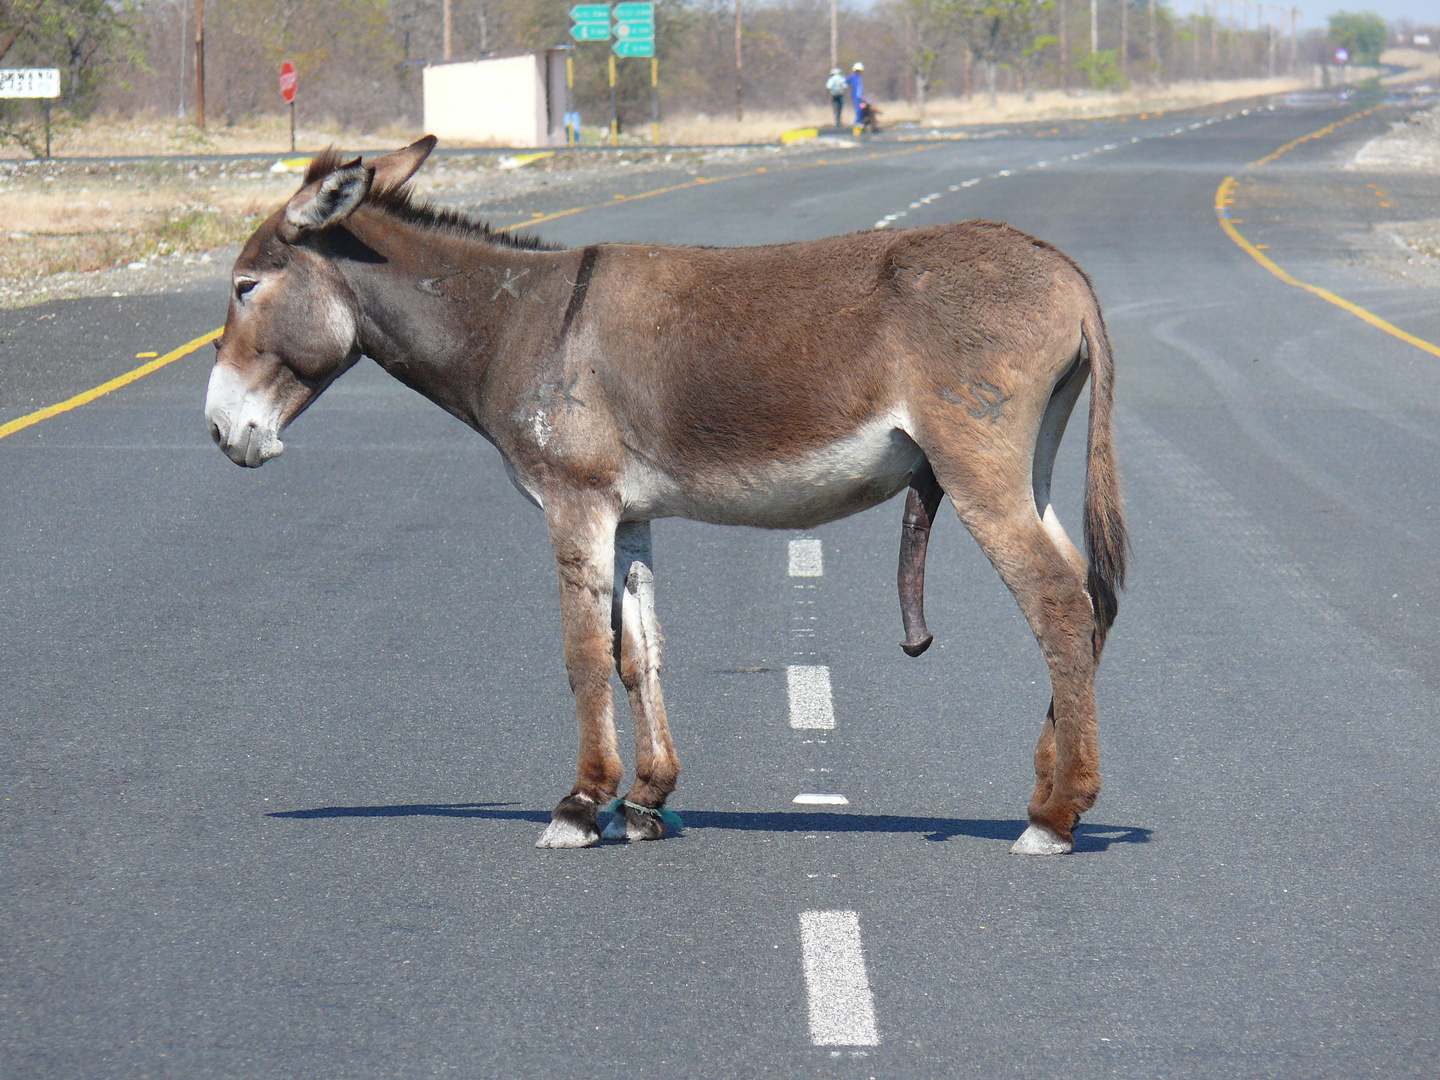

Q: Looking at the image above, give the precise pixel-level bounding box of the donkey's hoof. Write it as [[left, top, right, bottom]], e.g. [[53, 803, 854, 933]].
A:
[[601, 802, 667, 842], [1010, 823, 1073, 855], [536, 817, 599, 849]]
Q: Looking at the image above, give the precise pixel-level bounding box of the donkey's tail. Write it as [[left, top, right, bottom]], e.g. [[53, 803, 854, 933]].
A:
[[1080, 303, 1128, 657]]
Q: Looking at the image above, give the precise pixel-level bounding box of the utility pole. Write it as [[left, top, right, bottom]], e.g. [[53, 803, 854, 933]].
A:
[[1149, 0, 1158, 83], [1288, 6, 1297, 74], [1210, 0, 1217, 70], [904, 4, 913, 106], [1193, 0, 1200, 77], [443, 0, 452, 59], [177, 0, 186, 118], [1120, 0, 1128, 80], [734, 0, 743, 121], [193, 0, 204, 128], [1059, 0, 1068, 88], [1090, 0, 1098, 54], [829, 0, 837, 70]]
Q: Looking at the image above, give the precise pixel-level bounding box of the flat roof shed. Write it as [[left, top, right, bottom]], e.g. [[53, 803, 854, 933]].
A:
[[422, 50, 569, 148]]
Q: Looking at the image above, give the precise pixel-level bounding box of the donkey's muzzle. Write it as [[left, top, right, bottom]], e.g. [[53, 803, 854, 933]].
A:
[[209, 416, 284, 468], [205, 364, 285, 468]]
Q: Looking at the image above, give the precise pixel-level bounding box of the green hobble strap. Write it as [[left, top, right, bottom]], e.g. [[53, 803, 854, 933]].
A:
[[603, 797, 684, 833]]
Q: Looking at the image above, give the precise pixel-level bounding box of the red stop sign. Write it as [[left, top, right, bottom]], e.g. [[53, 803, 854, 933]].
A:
[[279, 61, 298, 104]]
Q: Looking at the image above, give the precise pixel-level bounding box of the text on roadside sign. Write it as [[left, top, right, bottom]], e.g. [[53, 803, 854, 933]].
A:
[[0, 69, 60, 99]]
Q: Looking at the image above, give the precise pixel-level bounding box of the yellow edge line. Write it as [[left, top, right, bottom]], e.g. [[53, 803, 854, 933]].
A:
[[1218, 117, 1440, 360], [0, 326, 224, 442], [1246, 105, 1381, 167]]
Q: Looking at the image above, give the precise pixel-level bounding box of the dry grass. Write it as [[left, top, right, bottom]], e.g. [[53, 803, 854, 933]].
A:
[[0, 158, 299, 303], [0, 111, 424, 161]]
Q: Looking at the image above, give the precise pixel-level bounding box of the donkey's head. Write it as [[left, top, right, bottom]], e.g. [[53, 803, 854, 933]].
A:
[[204, 136, 437, 467]]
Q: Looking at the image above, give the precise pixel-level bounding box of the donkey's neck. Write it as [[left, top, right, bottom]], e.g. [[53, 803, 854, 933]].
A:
[[335, 210, 570, 434]]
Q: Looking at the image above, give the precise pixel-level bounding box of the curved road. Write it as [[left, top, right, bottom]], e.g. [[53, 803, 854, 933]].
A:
[[2, 92, 1438, 1078]]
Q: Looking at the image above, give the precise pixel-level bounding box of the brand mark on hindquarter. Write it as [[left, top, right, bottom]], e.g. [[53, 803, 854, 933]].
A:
[[942, 376, 1009, 421]]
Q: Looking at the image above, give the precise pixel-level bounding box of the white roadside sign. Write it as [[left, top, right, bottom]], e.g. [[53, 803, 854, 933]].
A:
[[0, 69, 60, 99]]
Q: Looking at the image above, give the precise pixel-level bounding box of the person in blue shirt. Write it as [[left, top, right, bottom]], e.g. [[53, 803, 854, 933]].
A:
[[845, 62, 865, 126]]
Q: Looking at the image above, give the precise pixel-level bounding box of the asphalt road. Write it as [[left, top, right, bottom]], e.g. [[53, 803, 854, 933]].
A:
[[3, 92, 1439, 1079]]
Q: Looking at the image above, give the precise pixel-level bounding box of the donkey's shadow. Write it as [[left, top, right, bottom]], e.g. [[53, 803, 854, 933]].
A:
[[270, 803, 1150, 852]]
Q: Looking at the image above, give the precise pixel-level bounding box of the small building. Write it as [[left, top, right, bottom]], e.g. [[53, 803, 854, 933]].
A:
[[423, 49, 569, 148]]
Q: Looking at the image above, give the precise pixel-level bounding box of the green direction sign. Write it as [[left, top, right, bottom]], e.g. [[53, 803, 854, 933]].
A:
[[612, 1, 654, 55], [570, 3, 611, 41], [613, 37, 654, 57]]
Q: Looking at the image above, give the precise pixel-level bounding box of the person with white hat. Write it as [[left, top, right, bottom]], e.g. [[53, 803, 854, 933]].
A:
[[825, 67, 846, 126], [845, 61, 866, 127]]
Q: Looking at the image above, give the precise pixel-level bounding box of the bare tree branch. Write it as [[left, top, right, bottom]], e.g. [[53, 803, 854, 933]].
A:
[[0, 0, 48, 65]]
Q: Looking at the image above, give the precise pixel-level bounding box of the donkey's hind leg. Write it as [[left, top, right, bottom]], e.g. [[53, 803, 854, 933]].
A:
[[602, 520, 682, 842], [950, 495, 1100, 855]]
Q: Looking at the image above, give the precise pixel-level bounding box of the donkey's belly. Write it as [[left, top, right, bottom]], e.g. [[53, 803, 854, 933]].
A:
[[626, 420, 926, 529]]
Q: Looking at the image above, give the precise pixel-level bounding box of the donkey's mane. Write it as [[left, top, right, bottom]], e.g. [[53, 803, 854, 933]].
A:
[[303, 146, 558, 252]]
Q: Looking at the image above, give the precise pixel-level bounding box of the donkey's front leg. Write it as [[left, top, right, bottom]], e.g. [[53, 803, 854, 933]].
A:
[[536, 498, 625, 849], [602, 521, 681, 842]]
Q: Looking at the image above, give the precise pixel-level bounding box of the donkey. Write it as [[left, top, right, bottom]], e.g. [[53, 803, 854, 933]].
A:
[[204, 137, 1127, 855]]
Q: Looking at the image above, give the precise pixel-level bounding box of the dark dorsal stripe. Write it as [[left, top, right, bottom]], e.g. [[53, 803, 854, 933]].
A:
[[560, 247, 600, 339]]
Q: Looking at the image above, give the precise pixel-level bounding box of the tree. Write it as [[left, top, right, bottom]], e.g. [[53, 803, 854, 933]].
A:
[[898, 0, 965, 111], [1077, 47, 1125, 88], [0, 0, 138, 154], [1327, 10, 1387, 65], [958, 0, 1055, 106], [0, 0, 137, 111]]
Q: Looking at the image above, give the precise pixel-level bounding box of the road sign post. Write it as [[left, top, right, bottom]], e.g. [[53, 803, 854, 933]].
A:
[[566, 52, 576, 146], [612, 3, 657, 145], [608, 52, 618, 147], [570, 3, 616, 145], [279, 61, 298, 152], [572, 4, 659, 147], [0, 69, 61, 159]]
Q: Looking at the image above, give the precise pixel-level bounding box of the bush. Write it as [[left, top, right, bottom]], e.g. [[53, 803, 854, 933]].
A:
[[1078, 49, 1127, 91]]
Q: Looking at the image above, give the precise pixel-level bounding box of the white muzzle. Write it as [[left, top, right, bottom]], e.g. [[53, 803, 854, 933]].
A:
[[205, 363, 285, 468]]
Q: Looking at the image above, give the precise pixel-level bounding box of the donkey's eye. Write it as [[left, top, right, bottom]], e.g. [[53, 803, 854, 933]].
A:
[[235, 278, 258, 299]]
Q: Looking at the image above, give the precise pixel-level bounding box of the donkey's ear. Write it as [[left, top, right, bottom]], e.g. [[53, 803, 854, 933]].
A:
[[282, 157, 372, 238], [370, 135, 438, 194]]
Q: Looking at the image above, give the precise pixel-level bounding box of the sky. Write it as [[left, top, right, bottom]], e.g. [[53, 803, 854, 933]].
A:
[[846, 1, 1439, 36]]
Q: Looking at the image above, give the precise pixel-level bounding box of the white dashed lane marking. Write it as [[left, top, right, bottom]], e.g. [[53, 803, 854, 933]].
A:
[[799, 911, 881, 1046], [870, 109, 1249, 228], [787, 664, 835, 729], [788, 537, 824, 577], [794, 793, 849, 805]]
